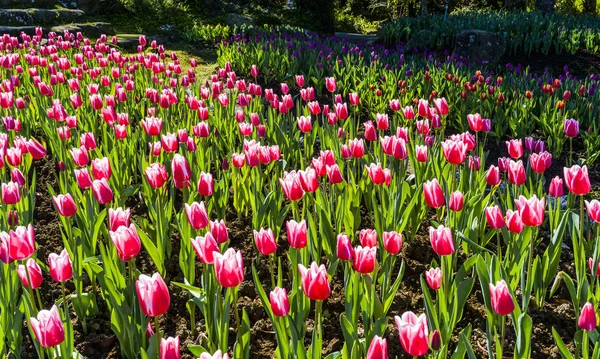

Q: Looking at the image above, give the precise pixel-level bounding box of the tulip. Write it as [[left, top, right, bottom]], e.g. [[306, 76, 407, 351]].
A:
[[394, 312, 429, 357], [326, 164, 344, 184], [172, 154, 191, 188], [197, 172, 214, 197], [467, 113, 483, 132], [2, 181, 20, 205], [279, 171, 304, 201], [109, 224, 141, 261], [337, 234, 353, 261], [270, 287, 290, 317], [11, 169, 25, 187], [429, 225, 454, 256], [506, 139, 523, 159], [449, 190, 464, 212], [52, 193, 77, 217], [199, 350, 230, 359], [109, 207, 131, 232], [366, 163, 390, 186], [136, 273, 170, 317], [325, 77, 336, 92], [185, 202, 209, 230], [564, 165, 591, 195], [489, 280, 514, 315], [586, 200, 600, 223], [142, 117, 163, 136], [416, 145, 428, 162], [549, 176, 564, 198], [441, 139, 467, 165], [254, 228, 277, 256], [486, 165, 501, 186], [210, 220, 229, 244], [9, 224, 35, 261], [402, 106, 415, 120], [161, 133, 178, 152], [214, 248, 244, 288], [507, 160, 526, 186], [286, 220, 307, 249], [434, 98, 449, 116], [383, 231, 402, 255], [70, 147, 90, 167], [191, 233, 220, 264], [80, 132, 97, 150], [359, 229, 378, 248], [515, 195, 545, 227], [364, 121, 377, 141], [145, 163, 168, 189], [348, 138, 365, 159], [589, 258, 600, 276], [18, 258, 43, 289], [30, 305, 65, 348], [92, 179, 113, 204], [366, 336, 387, 359], [4, 148, 21, 168], [505, 210, 524, 234], [27, 139, 46, 160], [297, 116, 312, 133], [48, 249, 73, 282], [423, 179, 445, 208], [160, 336, 180, 359], [425, 267, 442, 290], [353, 246, 377, 274], [485, 206, 505, 229], [579, 302, 597, 331], [417, 99, 430, 118], [298, 262, 330, 300], [564, 119, 579, 138]]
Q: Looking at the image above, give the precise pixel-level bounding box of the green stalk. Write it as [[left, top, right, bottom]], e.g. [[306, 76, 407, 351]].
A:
[[154, 315, 160, 359]]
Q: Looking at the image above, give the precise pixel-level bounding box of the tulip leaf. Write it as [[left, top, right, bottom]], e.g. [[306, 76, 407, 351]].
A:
[[187, 344, 210, 356], [515, 313, 532, 358], [552, 327, 574, 359]]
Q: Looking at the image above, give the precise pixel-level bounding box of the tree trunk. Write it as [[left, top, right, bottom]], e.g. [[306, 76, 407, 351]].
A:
[[421, 0, 428, 16]]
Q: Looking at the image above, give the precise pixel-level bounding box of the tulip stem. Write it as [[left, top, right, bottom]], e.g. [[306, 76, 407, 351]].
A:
[[61, 281, 68, 322], [155, 316, 160, 359], [269, 255, 276, 289], [233, 288, 241, 333], [23, 261, 38, 313], [496, 230, 502, 263]]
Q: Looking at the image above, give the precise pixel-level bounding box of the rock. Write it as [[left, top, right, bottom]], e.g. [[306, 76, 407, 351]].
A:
[[76, 0, 100, 14], [51, 22, 115, 38], [0, 9, 33, 26], [405, 29, 435, 51], [0, 26, 40, 37], [224, 13, 255, 27], [453, 30, 506, 64], [0, 0, 59, 7]]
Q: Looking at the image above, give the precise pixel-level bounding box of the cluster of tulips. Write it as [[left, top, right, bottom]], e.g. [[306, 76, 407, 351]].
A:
[[0, 23, 598, 359]]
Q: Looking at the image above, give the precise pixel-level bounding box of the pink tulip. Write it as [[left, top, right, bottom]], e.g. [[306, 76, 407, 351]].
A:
[[359, 229, 378, 248], [70, 146, 89, 167], [270, 287, 290, 317], [48, 249, 73, 282], [353, 246, 377, 274], [91, 179, 113, 204], [27, 139, 46, 160], [515, 195, 545, 227], [214, 248, 244, 287], [429, 225, 454, 256], [383, 231, 403, 255], [279, 171, 304, 201], [589, 258, 600, 276], [364, 121, 377, 141], [52, 193, 77, 217], [416, 145, 428, 162], [505, 210, 524, 234], [145, 163, 169, 189], [136, 272, 170, 317], [210, 220, 229, 244], [297, 116, 312, 133], [389, 99, 401, 111], [586, 200, 600, 223], [197, 172, 214, 197], [191, 233, 219, 264], [433, 98, 449, 116], [449, 190, 464, 212], [172, 154, 191, 188], [326, 164, 344, 184], [199, 350, 230, 359], [80, 132, 97, 150], [417, 99, 430, 118], [337, 234, 353, 261], [441, 139, 467, 165], [486, 165, 501, 186], [485, 206, 505, 229], [549, 176, 564, 198], [579, 302, 597, 331], [366, 336, 387, 359], [425, 267, 442, 290], [507, 160, 526, 186], [325, 77, 337, 92], [109, 207, 131, 232], [2, 181, 20, 205], [298, 262, 330, 300], [489, 280, 515, 315], [109, 224, 141, 261], [184, 202, 209, 230], [394, 312, 429, 357], [160, 336, 180, 359], [564, 165, 591, 195], [142, 117, 163, 136], [423, 179, 445, 208], [467, 113, 483, 132], [506, 139, 523, 159], [564, 119, 579, 138], [286, 220, 307, 249], [30, 305, 65, 348], [348, 138, 365, 159], [18, 258, 43, 289], [9, 224, 35, 260], [254, 228, 277, 256], [402, 106, 415, 120]]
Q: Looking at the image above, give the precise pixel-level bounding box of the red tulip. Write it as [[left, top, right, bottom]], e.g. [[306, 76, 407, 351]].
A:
[[489, 280, 515, 315], [109, 207, 131, 232], [191, 233, 220, 264], [298, 262, 330, 300], [441, 139, 467, 165], [348, 138, 365, 159], [506, 139, 523, 159], [515, 195, 545, 227], [185, 202, 209, 230], [589, 258, 600, 276], [136, 272, 170, 317], [486, 165, 501, 186], [297, 116, 312, 133], [326, 164, 344, 184], [579, 302, 597, 331], [416, 145, 428, 162], [4, 148, 20, 167], [210, 220, 229, 244], [423, 179, 445, 208], [197, 172, 214, 197], [91, 179, 113, 204], [529, 152, 548, 174], [429, 225, 454, 256], [507, 160, 526, 186], [449, 190, 464, 212], [564, 165, 591, 195], [52, 193, 77, 217], [18, 258, 43, 289], [353, 246, 377, 274], [359, 229, 378, 248], [279, 171, 304, 201], [549, 176, 564, 198], [48, 249, 73, 282], [564, 119, 579, 138], [109, 224, 141, 261], [142, 117, 163, 136], [586, 200, 600, 223], [425, 267, 442, 290], [383, 231, 403, 255], [199, 350, 230, 359], [366, 336, 387, 359], [402, 106, 415, 120], [11, 168, 25, 187], [364, 121, 377, 141], [161, 133, 178, 152], [214, 248, 244, 288], [325, 77, 336, 92], [9, 224, 35, 260], [433, 98, 449, 116], [298, 168, 319, 193], [2, 181, 20, 205], [30, 305, 65, 348], [389, 99, 401, 111], [172, 154, 191, 188], [485, 206, 505, 229], [26, 139, 46, 160], [502, 210, 522, 234], [337, 234, 353, 261], [417, 99, 430, 118], [295, 75, 305, 87], [269, 287, 290, 317], [80, 132, 97, 150], [145, 163, 168, 189], [467, 113, 483, 132], [254, 228, 277, 256], [366, 163, 390, 186], [286, 220, 307, 249], [160, 336, 180, 359], [394, 311, 429, 357]]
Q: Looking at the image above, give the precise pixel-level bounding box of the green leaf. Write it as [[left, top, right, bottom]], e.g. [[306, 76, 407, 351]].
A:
[[552, 327, 574, 359]]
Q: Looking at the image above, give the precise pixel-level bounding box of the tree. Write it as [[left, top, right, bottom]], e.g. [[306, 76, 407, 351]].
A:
[[535, 0, 555, 13], [505, 0, 526, 10], [582, 0, 596, 14], [421, 0, 428, 16], [295, 0, 335, 34]]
